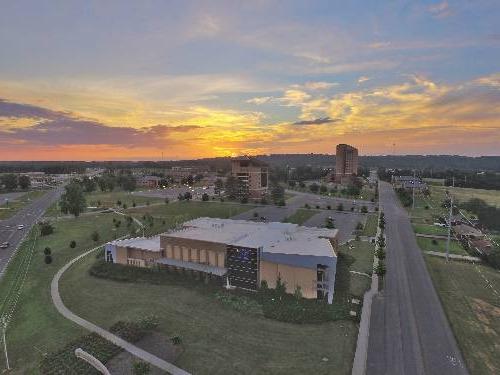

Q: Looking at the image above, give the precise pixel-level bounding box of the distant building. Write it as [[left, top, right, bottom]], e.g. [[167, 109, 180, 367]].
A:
[[231, 156, 268, 199], [392, 175, 428, 191], [138, 175, 162, 189], [166, 166, 210, 183], [105, 218, 339, 303], [335, 144, 358, 184]]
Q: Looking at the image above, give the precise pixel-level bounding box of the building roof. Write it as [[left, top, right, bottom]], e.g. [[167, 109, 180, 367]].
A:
[[231, 156, 268, 167], [164, 218, 338, 259], [110, 236, 162, 252], [453, 224, 483, 237]]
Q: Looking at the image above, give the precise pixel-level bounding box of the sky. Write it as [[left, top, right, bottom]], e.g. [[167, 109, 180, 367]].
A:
[[1, 0, 499, 160]]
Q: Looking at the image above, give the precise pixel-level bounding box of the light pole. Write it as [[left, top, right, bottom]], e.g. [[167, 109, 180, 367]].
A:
[[1, 317, 10, 371], [412, 169, 416, 210], [445, 177, 455, 262]]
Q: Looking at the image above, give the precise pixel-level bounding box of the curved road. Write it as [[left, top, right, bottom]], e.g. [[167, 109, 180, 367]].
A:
[[51, 244, 190, 375], [366, 182, 468, 374]]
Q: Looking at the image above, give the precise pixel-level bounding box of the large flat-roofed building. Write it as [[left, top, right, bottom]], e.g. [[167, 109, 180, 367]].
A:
[[335, 144, 359, 184], [105, 218, 339, 303], [231, 156, 268, 199]]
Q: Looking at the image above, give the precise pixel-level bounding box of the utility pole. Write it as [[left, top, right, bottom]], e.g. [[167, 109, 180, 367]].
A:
[[412, 169, 416, 210], [1, 317, 10, 371], [446, 177, 455, 262]]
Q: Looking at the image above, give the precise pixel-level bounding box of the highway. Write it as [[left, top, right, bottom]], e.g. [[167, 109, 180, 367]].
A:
[[0, 188, 63, 278], [366, 182, 468, 374]]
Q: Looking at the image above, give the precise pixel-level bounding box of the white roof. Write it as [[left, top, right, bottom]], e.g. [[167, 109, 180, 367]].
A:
[[111, 236, 161, 252], [164, 218, 338, 258]]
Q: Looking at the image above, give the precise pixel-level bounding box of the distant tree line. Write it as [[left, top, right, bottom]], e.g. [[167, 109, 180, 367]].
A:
[[0, 173, 31, 191]]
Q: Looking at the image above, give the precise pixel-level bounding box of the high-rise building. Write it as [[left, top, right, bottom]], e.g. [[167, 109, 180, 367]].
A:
[[335, 144, 358, 183], [231, 156, 268, 199]]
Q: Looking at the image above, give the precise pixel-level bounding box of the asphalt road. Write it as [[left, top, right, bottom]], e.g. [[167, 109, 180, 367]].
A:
[[0, 188, 63, 278], [366, 182, 468, 375]]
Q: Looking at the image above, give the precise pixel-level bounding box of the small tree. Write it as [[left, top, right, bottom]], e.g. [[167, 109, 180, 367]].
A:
[[18, 175, 31, 190], [59, 182, 86, 217], [253, 212, 259, 218], [164, 197, 169, 204], [275, 275, 287, 295], [39, 221, 54, 236], [320, 185, 328, 194], [356, 222, 364, 230], [91, 230, 100, 242], [375, 248, 386, 260], [325, 217, 335, 229], [202, 193, 209, 201], [69, 240, 76, 248], [293, 285, 303, 300], [374, 261, 386, 277], [44, 247, 51, 255], [116, 200, 122, 206], [44, 254, 52, 264], [337, 203, 344, 211], [361, 206, 368, 213], [183, 192, 192, 201]]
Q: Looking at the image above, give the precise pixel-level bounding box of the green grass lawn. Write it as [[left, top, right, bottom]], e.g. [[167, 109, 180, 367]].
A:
[[0, 201, 252, 373], [425, 256, 500, 374], [336, 241, 375, 298], [60, 255, 359, 375], [433, 186, 500, 207], [412, 223, 448, 236], [283, 208, 319, 224], [423, 178, 445, 186], [416, 237, 467, 255], [0, 190, 47, 219], [361, 214, 378, 237], [86, 190, 163, 208]]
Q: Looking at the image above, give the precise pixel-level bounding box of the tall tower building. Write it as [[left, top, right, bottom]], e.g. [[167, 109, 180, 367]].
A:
[[231, 156, 268, 199], [335, 144, 359, 184]]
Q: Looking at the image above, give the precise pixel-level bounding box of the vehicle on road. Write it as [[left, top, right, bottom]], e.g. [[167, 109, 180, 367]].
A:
[[0, 241, 9, 248], [17, 224, 25, 230]]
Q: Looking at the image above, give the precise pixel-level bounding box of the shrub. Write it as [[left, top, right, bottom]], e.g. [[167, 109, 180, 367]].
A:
[[326, 205, 331, 210], [432, 239, 438, 245], [374, 261, 386, 277], [44, 247, 51, 255], [315, 205, 320, 209], [91, 230, 100, 242], [361, 206, 368, 213], [375, 248, 386, 260], [122, 203, 128, 209], [253, 212, 259, 218], [133, 361, 151, 375], [356, 222, 364, 230], [116, 200, 122, 206], [171, 335, 182, 346], [337, 203, 344, 211], [202, 193, 209, 201], [44, 254, 52, 264], [132, 201, 136, 207], [164, 197, 169, 204], [304, 203, 310, 209], [275, 276, 287, 295], [69, 240, 76, 248]]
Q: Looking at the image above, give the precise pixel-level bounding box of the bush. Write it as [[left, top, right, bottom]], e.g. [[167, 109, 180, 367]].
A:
[[44, 247, 51, 255], [116, 200, 122, 206], [202, 193, 209, 201], [337, 203, 344, 211], [374, 261, 386, 277], [164, 197, 169, 204], [132, 201, 136, 207], [375, 248, 386, 260], [122, 203, 127, 209], [432, 239, 438, 245], [69, 240, 76, 248], [253, 212, 259, 218], [171, 335, 182, 346], [326, 205, 331, 210], [304, 203, 310, 209], [44, 255, 52, 264], [361, 206, 368, 213], [91, 230, 100, 242], [356, 222, 364, 230], [39, 221, 54, 236], [133, 361, 151, 375]]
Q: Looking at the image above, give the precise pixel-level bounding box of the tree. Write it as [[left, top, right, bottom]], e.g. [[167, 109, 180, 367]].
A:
[[44, 247, 51, 255], [18, 175, 31, 190], [119, 174, 137, 192], [225, 176, 242, 199], [356, 222, 364, 230], [202, 193, 209, 201], [183, 191, 192, 201], [374, 261, 386, 277], [60, 182, 86, 217], [69, 240, 76, 248], [288, 180, 296, 188], [81, 176, 96, 193], [361, 205, 368, 213], [270, 183, 285, 204], [325, 217, 335, 229], [44, 255, 53, 264], [1, 174, 17, 190], [320, 185, 328, 194], [91, 230, 100, 242], [39, 221, 54, 236], [337, 203, 344, 211], [164, 197, 169, 204], [375, 248, 386, 260], [309, 183, 320, 193], [214, 178, 224, 195]]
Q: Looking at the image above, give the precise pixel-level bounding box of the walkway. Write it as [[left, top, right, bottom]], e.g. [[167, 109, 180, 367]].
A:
[[50, 244, 191, 375], [424, 251, 482, 262]]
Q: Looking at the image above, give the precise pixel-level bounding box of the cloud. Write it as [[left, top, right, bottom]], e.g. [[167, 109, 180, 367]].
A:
[[427, 1, 453, 18], [246, 96, 273, 105], [473, 73, 500, 88], [0, 98, 68, 120], [357, 76, 371, 84], [292, 117, 337, 126]]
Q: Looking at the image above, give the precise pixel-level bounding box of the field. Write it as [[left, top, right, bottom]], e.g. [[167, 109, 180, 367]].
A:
[[423, 178, 445, 186], [86, 190, 164, 208], [0, 190, 47, 219], [416, 237, 467, 255], [361, 214, 378, 237], [412, 223, 448, 236], [425, 256, 500, 374], [433, 186, 500, 207], [0, 201, 253, 373], [284, 208, 319, 224], [337, 241, 375, 297]]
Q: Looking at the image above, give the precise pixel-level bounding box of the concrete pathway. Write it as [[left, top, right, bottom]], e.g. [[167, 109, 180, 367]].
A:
[[50, 244, 191, 375], [424, 251, 482, 262]]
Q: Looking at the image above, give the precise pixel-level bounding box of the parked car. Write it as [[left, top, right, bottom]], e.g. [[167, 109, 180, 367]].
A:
[[0, 242, 9, 249], [17, 224, 25, 230]]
